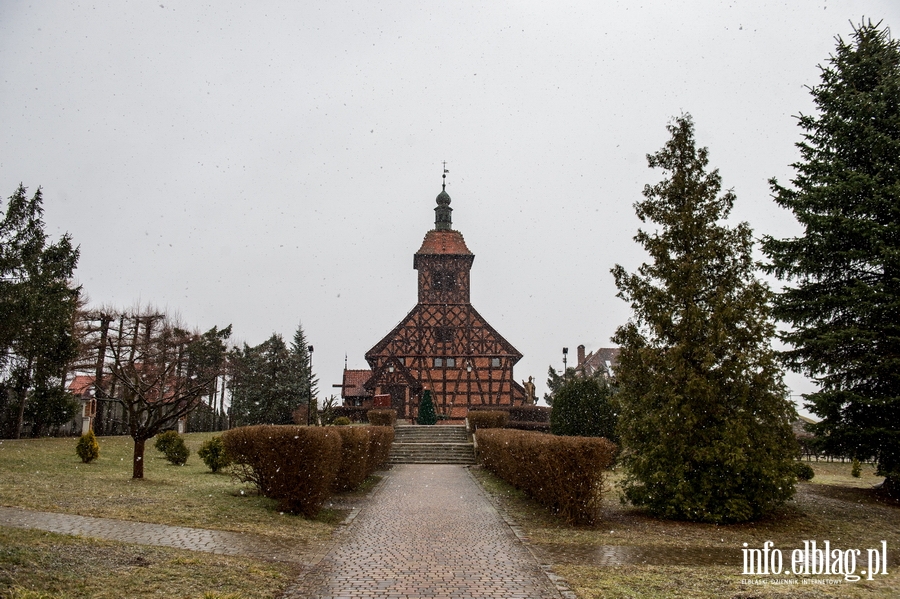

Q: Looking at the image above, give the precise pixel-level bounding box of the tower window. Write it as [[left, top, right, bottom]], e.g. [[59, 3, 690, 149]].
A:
[[446, 357, 456, 367], [491, 357, 501, 368], [434, 357, 444, 367], [432, 271, 456, 291]]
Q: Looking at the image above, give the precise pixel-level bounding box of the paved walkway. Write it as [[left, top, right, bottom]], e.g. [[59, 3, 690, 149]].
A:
[[0, 505, 329, 565], [285, 464, 567, 599]]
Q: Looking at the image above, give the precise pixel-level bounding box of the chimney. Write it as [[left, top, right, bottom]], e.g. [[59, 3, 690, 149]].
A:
[[577, 345, 586, 368]]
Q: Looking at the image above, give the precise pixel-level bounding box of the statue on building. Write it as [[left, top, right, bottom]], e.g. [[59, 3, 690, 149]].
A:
[[523, 376, 536, 405]]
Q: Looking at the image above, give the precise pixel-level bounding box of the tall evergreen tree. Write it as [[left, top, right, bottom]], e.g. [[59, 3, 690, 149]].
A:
[[290, 322, 318, 407], [612, 115, 798, 523], [0, 185, 80, 438], [762, 22, 900, 496], [229, 334, 301, 426]]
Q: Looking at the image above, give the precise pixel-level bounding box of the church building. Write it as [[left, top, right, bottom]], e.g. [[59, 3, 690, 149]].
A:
[[357, 179, 526, 420]]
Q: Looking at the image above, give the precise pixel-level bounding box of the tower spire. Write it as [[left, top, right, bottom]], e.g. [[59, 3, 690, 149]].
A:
[[435, 162, 452, 230]]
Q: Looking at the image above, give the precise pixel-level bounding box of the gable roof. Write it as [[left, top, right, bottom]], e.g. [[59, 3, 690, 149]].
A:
[[365, 302, 522, 362], [340, 369, 373, 399], [580, 347, 620, 378], [68, 375, 95, 397]]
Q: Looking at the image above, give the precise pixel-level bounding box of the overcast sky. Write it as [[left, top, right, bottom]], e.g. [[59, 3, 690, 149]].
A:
[[2, 1, 897, 411]]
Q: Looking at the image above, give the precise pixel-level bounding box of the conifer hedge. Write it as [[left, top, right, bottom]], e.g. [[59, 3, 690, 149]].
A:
[[476, 429, 617, 524]]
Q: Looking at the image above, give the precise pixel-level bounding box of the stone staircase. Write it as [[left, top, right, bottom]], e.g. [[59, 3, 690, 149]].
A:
[[388, 425, 475, 465]]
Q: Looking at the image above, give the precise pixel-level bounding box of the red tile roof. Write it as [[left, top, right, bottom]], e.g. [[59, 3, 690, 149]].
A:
[[415, 230, 472, 256], [341, 369, 373, 399], [68, 375, 95, 397]]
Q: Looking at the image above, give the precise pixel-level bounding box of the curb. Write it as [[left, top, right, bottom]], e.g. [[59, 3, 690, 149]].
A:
[[466, 466, 578, 599]]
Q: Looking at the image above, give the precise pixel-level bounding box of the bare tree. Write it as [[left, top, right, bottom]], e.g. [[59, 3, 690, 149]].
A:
[[77, 308, 230, 478]]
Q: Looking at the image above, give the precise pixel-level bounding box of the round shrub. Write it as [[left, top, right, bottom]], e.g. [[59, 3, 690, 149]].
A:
[[550, 376, 618, 439], [76, 430, 100, 463], [794, 462, 815, 481], [334, 416, 351, 426], [198, 436, 231, 473], [154, 430, 190, 465]]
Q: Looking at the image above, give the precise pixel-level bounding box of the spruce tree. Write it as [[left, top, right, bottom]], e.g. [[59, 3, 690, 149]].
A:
[[0, 185, 80, 438], [290, 322, 318, 408], [762, 21, 900, 496], [612, 115, 798, 523], [417, 390, 437, 425]]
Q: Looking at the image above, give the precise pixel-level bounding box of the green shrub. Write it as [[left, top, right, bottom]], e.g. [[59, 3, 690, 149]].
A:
[[75, 430, 100, 463], [197, 436, 231, 473], [851, 458, 862, 478], [334, 416, 351, 426], [476, 428, 617, 525], [550, 376, 617, 439], [367, 409, 397, 427], [794, 462, 815, 481], [467, 410, 508, 430], [154, 430, 190, 465], [417, 390, 437, 425], [223, 425, 341, 516]]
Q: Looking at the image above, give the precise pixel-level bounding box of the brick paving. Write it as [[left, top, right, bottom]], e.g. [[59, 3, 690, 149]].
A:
[[0, 505, 329, 565], [284, 464, 566, 599]]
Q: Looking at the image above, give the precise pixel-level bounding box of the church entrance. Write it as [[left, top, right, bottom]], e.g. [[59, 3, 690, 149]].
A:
[[387, 385, 407, 419]]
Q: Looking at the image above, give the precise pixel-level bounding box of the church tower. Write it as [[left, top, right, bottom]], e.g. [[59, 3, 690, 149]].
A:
[[363, 175, 525, 420], [413, 187, 474, 305]]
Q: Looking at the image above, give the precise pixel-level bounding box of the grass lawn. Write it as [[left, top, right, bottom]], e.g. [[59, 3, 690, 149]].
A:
[[472, 460, 900, 599], [0, 432, 360, 599]]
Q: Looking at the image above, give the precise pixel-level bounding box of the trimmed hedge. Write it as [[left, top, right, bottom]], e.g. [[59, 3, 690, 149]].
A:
[[476, 428, 617, 525], [367, 409, 397, 427], [468, 405, 551, 423], [223, 424, 395, 516], [223, 425, 342, 516], [368, 426, 394, 470], [467, 410, 508, 430], [332, 426, 372, 492], [505, 420, 551, 432]]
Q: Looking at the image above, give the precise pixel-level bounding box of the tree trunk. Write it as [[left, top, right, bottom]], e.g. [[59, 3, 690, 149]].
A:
[[132, 437, 146, 479], [13, 359, 33, 439]]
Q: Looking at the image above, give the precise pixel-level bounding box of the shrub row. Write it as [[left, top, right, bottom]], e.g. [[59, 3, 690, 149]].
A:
[[476, 429, 617, 525], [331, 425, 394, 492], [468, 405, 551, 423], [505, 421, 551, 433], [222, 425, 393, 516], [367, 409, 397, 427], [467, 410, 508, 429]]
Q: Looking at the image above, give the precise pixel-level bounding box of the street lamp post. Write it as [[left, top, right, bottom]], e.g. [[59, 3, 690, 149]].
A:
[[307, 345, 315, 426], [562, 347, 568, 376]]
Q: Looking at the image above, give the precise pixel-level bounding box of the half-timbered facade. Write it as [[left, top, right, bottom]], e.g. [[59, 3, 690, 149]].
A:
[[363, 185, 525, 419]]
